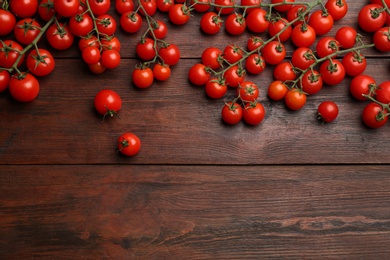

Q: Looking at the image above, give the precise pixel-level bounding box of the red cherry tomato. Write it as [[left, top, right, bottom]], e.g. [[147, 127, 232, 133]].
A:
[[262, 41, 286, 65], [158, 43, 180, 66], [358, 4, 386, 32], [342, 51, 367, 77], [349, 74, 376, 101], [319, 59, 345, 86], [26, 49, 55, 77], [267, 80, 288, 101], [0, 9, 16, 36], [325, 0, 348, 21], [335, 26, 357, 49], [9, 73, 40, 102], [362, 102, 388, 129], [117, 132, 141, 156], [317, 101, 339, 123], [132, 66, 154, 88], [94, 89, 122, 120], [153, 63, 171, 81], [285, 89, 307, 110], [308, 10, 334, 36], [205, 78, 227, 99], [188, 63, 210, 86], [221, 102, 243, 125], [243, 102, 266, 126]]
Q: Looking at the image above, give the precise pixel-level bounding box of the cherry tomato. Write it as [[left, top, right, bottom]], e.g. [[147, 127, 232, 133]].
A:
[[101, 36, 121, 52], [362, 102, 388, 129], [291, 23, 316, 48], [101, 50, 121, 69], [319, 59, 345, 86], [268, 18, 292, 42], [374, 27, 390, 52], [317, 101, 339, 123], [157, 0, 173, 12], [69, 13, 94, 37], [358, 4, 386, 32], [200, 12, 222, 35], [0, 40, 24, 68], [247, 36, 263, 51], [267, 80, 288, 101], [9, 73, 40, 102], [215, 0, 235, 15], [335, 26, 356, 49], [237, 81, 259, 102], [38, 0, 56, 21], [153, 63, 171, 81], [191, 0, 210, 12], [300, 70, 322, 95], [223, 44, 243, 64], [241, 0, 261, 13], [132, 66, 154, 88], [286, 4, 307, 26], [88, 61, 106, 74], [316, 37, 340, 58], [309, 10, 334, 36], [285, 89, 307, 110], [136, 38, 156, 61], [221, 102, 243, 125], [117, 132, 141, 156], [94, 89, 122, 120], [10, 0, 38, 18], [325, 0, 348, 21], [120, 11, 143, 33], [225, 13, 246, 35], [245, 53, 265, 75], [342, 51, 366, 77], [0, 9, 16, 36], [246, 8, 269, 33], [54, 0, 79, 17], [78, 35, 98, 51], [82, 46, 101, 65], [96, 14, 116, 36], [150, 20, 168, 39], [349, 74, 376, 101], [169, 4, 190, 25], [262, 41, 286, 65], [273, 61, 296, 81], [88, 0, 110, 15], [223, 65, 245, 87], [188, 63, 210, 86], [115, 0, 134, 14], [26, 49, 55, 77], [46, 23, 74, 50], [291, 47, 315, 70], [205, 78, 227, 99], [139, 0, 157, 16], [271, 0, 294, 12], [13, 19, 41, 46], [376, 81, 390, 104], [0, 70, 10, 93], [158, 43, 180, 66], [201, 47, 223, 70], [243, 102, 265, 126]]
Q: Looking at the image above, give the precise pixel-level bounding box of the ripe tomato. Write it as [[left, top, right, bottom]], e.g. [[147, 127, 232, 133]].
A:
[[101, 36, 121, 51], [115, 0, 134, 14], [151, 20, 168, 39], [10, 0, 38, 18], [101, 50, 121, 69], [243, 102, 265, 126], [205, 78, 227, 99], [139, 0, 157, 16], [268, 18, 292, 42], [117, 132, 141, 156], [342, 51, 366, 77], [200, 12, 222, 35], [319, 59, 345, 86], [225, 13, 246, 35], [96, 14, 117, 36], [300, 70, 322, 95], [241, 0, 261, 12], [349, 74, 376, 101], [157, 0, 173, 12], [285, 89, 307, 110], [153, 63, 171, 81], [88, 0, 110, 15], [223, 44, 243, 64], [132, 66, 154, 88], [223, 65, 245, 87], [237, 81, 259, 102], [136, 38, 156, 61], [271, 0, 294, 12], [46, 23, 74, 50], [317, 101, 339, 123], [94, 89, 122, 120], [221, 102, 243, 125], [0, 9, 16, 36], [78, 35, 98, 51], [82, 46, 101, 65], [286, 4, 307, 26], [316, 37, 340, 58], [120, 11, 143, 33], [0, 70, 10, 93], [246, 8, 269, 33], [169, 4, 190, 25], [69, 13, 94, 37], [273, 61, 296, 81], [245, 53, 265, 75], [158, 43, 180, 66], [88, 61, 106, 74], [335, 26, 356, 49], [325, 0, 348, 21], [54, 0, 79, 17], [374, 27, 390, 52], [309, 10, 334, 36], [262, 41, 286, 65], [9, 73, 40, 102], [267, 80, 288, 101], [247, 36, 263, 51], [291, 23, 316, 48], [0, 40, 24, 68], [201, 47, 223, 70], [188, 63, 210, 86], [26, 49, 55, 77], [191, 0, 210, 12], [376, 81, 390, 104], [14, 19, 41, 46], [358, 4, 386, 32], [38, 0, 56, 21], [291, 47, 315, 70], [362, 102, 388, 129], [215, 0, 235, 15]]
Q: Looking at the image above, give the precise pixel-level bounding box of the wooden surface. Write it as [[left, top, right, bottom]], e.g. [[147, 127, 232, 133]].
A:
[[2, 0, 390, 258]]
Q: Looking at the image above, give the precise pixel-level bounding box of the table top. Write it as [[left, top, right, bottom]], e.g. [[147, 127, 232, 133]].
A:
[[1, 0, 390, 258]]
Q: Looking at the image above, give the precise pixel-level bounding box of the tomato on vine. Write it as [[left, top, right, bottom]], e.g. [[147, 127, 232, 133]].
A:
[[349, 74, 376, 101], [159, 43, 180, 66], [300, 70, 323, 95], [188, 63, 211, 86], [247, 36, 263, 51], [373, 27, 390, 52], [225, 13, 246, 36], [267, 80, 288, 101], [316, 37, 340, 58], [223, 45, 243, 64], [362, 102, 388, 129], [243, 102, 266, 126], [46, 23, 74, 50], [286, 4, 308, 26], [0, 70, 10, 93], [215, 0, 235, 15], [271, 0, 294, 12], [101, 49, 121, 69], [268, 18, 292, 42], [285, 89, 307, 111], [358, 4, 386, 32], [26, 49, 56, 77], [191, 0, 210, 12], [132, 65, 154, 88], [115, 0, 134, 14], [308, 10, 334, 36], [87, 0, 111, 16], [245, 54, 265, 75], [200, 12, 222, 35], [291, 23, 316, 48], [221, 102, 243, 125], [139, 0, 157, 16], [291, 47, 315, 70], [0, 9, 16, 36], [151, 20, 168, 39], [10, 0, 38, 18], [9, 73, 40, 102], [335, 26, 357, 49], [0, 40, 24, 68], [342, 51, 367, 77], [319, 59, 345, 86], [169, 4, 190, 25], [262, 41, 286, 65], [120, 11, 143, 33], [205, 78, 227, 99], [157, 0, 173, 12], [136, 38, 156, 61], [376, 81, 390, 104], [201, 47, 223, 70], [69, 13, 94, 37], [82, 46, 101, 65], [96, 14, 117, 36], [246, 8, 269, 33], [273, 61, 296, 81], [224, 65, 245, 87], [153, 63, 171, 81], [53, 0, 80, 17], [237, 81, 259, 102], [325, 0, 348, 21]]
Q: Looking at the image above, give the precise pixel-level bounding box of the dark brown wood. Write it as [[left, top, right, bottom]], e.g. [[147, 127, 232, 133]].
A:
[[1, 0, 390, 258]]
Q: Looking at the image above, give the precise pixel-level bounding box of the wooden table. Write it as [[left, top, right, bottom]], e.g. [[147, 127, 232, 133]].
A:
[[2, 0, 390, 258]]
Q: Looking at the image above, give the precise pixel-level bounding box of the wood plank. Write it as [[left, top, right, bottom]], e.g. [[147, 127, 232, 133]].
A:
[[1, 165, 390, 259], [1, 58, 390, 165]]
